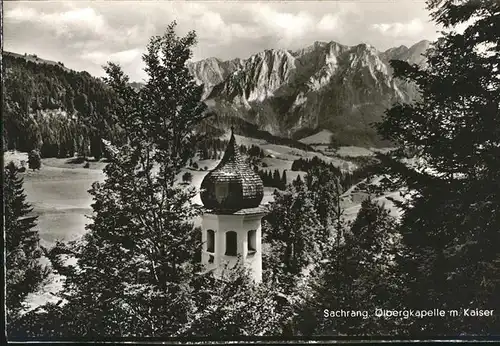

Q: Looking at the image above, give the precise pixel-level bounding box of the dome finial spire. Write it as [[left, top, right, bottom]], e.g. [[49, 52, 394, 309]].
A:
[[221, 125, 238, 163], [200, 123, 264, 211], [228, 125, 236, 148]]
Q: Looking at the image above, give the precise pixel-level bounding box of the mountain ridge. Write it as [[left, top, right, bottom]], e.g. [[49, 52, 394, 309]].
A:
[[2, 50, 315, 156], [3, 51, 72, 72], [188, 39, 431, 147], [4, 37, 431, 149]]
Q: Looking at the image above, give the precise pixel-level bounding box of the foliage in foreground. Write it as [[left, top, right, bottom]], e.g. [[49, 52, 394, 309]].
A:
[[8, 0, 500, 338], [8, 22, 291, 339], [4, 162, 50, 330], [376, 0, 500, 335]]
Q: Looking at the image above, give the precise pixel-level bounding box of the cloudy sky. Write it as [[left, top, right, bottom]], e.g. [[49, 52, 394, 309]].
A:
[[4, 0, 442, 82]]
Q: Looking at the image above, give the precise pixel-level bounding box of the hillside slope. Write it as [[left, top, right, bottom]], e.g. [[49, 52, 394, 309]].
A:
[[2, 52, 123, 158]]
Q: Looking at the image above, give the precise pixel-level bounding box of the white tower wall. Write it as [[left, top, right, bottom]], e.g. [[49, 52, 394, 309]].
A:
[[201, 211, 264, 283]]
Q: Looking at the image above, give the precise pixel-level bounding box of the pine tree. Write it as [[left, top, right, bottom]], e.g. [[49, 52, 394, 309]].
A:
[[298, 198, 401, 336], [28, 150, 41, 171], [292, 174, 303, 187], [18, 22, 209, 337], [182, 171, 193, 184], [4, 162, 49, 328], [304, 166, 344, 253], [263, 181, 322, 292], [273, 169, 280, 188], [281, 170, 287, 190], [90, 134, 103, 161], [375, 0, 500, 335]]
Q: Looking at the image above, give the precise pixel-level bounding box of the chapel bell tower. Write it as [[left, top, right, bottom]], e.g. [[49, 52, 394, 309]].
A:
[[199, 128, 267, 282]]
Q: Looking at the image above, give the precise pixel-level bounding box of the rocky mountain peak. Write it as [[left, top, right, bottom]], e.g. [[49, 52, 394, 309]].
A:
[[380, 40, 430, 66], [189, 39, 431, 147]]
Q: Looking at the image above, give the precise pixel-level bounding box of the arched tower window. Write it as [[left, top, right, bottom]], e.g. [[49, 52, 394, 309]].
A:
[[225, 231, 237, 256], [207, 229, 215, 253], [248, 230, 256, 253]]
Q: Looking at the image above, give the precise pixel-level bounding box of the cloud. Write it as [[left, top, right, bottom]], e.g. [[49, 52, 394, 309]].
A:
[[194, 10, 260, 45], [236, 4, 348, 49], [317, 14, 340, 32], [7, 6, 108, 39], [249, 5, 316, 44], [5, 4, 154, 48], [4, 1, 440, 82], [371, 18, 425, 37], [4, 6, 38, 21], [82, 48, 141, 65]]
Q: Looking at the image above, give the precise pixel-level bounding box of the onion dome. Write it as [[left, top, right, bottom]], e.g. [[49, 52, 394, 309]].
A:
[[200, 128, 264, 211]]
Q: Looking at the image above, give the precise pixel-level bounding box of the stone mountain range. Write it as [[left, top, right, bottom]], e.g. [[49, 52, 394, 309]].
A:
[[188, 39, 430, 147]]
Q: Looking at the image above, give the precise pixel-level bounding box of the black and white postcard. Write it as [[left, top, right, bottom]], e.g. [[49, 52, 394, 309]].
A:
[[3, 0, 499, 343]]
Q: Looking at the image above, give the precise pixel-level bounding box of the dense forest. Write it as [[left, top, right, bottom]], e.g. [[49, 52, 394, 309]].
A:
[[291, 156, 381, 192], [2, 53, 124, 159], [2, 52, 312, 160]]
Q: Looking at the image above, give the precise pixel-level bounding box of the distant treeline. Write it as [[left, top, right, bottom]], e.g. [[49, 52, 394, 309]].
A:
[[2, 54, 124, 159], [291, 156, 342, 174], [255, 168, 287, 190], [197, 137, 265, 161], [198, 111, 317, 152], [291, 156, 381, 193]]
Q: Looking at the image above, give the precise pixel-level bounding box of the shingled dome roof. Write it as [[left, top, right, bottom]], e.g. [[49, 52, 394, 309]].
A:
[[200, 128, 264, 211]]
